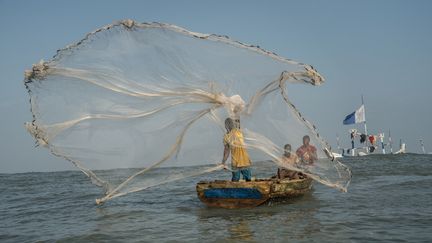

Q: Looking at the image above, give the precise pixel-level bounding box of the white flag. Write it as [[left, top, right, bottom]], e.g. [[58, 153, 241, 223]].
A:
[[355, 105, 365, 123]]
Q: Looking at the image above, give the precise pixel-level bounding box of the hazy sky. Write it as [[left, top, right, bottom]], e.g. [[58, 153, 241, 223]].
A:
[[1, 0, 431, 173]]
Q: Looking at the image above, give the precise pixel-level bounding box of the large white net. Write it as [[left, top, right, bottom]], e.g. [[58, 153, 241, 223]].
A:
[[24, 20, 351, 204]]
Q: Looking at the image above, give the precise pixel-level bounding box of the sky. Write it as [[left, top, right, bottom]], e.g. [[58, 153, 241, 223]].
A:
[[0, 0, 431, 173]]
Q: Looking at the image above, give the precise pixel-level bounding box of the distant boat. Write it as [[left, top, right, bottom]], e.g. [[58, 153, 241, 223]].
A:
[[341, 139, 406, 157], [357, 151, 368, 156], [339, 96, 404, 157], [394, 141, 407, 154], [196, 177, 312, 209], [332, 152, 343, 158]]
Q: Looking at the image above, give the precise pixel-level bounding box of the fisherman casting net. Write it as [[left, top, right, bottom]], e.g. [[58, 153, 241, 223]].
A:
[[24, 20, 351, 204]]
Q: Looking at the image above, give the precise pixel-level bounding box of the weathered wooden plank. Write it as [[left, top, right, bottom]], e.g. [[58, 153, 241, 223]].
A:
[[196, 177, 313, 208], [198, 198, 268, 209]]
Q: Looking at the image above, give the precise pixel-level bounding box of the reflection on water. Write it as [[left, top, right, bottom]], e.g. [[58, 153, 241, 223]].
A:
[[227, 219, 254, 241], [270, 194, 322, 241], [195, 191, 322, 242]]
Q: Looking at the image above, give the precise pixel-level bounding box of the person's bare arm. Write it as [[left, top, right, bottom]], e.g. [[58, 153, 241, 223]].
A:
[[311, 147, 318, 163], [222, 144, 230, 165]]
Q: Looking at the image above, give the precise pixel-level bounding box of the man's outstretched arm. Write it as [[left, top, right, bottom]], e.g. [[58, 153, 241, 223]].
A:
[[222, 144, 230, 165]]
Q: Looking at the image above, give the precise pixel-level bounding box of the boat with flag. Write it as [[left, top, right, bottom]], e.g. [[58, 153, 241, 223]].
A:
[[338, 96, 404, 156]]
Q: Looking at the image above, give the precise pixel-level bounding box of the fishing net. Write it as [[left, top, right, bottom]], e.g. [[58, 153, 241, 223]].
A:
[[24, 20, 351, 204]]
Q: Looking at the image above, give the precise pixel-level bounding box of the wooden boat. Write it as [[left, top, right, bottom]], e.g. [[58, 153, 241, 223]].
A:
[[196, 177, 312, 209]]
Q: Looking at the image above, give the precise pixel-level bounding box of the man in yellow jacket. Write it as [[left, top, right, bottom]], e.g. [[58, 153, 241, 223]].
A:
[[221, 118, 252, 181]]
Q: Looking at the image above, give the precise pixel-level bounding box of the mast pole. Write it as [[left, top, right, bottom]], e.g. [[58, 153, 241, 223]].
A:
[[361, 95, 369, 154], [336, 134, 340, 150], [362, 95, 368, 136], [389, 130, 393, 154]]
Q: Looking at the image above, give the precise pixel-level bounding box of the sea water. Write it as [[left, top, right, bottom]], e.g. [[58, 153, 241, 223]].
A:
[[1, 154, 431, 242]]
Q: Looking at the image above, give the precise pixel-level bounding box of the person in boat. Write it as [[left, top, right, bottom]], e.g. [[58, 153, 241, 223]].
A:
[[221, 117, 252, 182], [296, 135, 318, 165], [277, 144, 301, 180]]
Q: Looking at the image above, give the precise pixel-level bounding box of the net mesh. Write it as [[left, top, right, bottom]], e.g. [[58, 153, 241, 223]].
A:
[[24, 20, 351, 204]]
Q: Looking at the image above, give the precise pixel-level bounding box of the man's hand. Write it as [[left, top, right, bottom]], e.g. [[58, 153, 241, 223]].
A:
[[221, 162, 228, 170]]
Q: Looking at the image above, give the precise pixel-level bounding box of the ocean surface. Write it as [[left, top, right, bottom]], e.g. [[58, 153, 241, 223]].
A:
[[1, 154, 431, 242]]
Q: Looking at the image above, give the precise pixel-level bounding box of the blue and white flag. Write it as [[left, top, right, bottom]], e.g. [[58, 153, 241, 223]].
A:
[[343, 105, 365, 125]]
